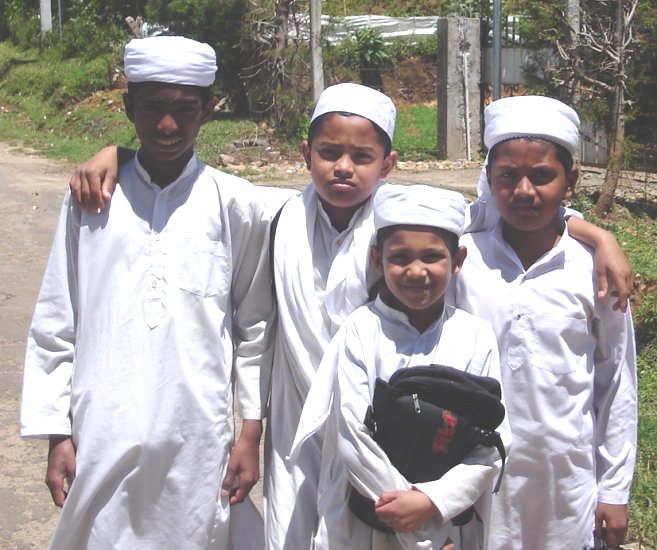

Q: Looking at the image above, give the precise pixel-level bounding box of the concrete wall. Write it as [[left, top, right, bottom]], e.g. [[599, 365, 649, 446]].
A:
[[437, 16, 482, 161]]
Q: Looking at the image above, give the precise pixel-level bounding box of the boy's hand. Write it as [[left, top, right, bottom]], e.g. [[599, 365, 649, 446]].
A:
[[594, 502, 628, 549], [592, 233, 633, 313], [68, 146, 121, 212], [374, 488, 440, 533], [221, 419, 262, 505], [46, 435, 76, 507]]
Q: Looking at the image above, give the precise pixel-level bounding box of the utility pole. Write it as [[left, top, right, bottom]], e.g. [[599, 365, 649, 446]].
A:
[[309, 0, 325, 102], [492, 0, 502, 100], [40, 0, 52, 37]]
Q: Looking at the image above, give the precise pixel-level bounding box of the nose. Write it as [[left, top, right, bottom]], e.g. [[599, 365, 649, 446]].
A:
[[157, 112, 178, 134], [514, 176, 535, 199], [334, 154, 354, 177], [407, 260, 427, 278]]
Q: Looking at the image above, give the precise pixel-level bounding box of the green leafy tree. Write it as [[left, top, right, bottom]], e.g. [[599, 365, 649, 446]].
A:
[[144, 0, 256, 113]]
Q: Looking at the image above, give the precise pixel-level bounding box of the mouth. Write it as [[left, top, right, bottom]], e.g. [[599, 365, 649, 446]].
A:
[[329, 179, 355, 188], [403, 284, 429, 292], [154, 136, 183, 147]]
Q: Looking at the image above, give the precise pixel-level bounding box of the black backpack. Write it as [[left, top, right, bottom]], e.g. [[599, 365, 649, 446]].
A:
[[349, 364, 507, 533]]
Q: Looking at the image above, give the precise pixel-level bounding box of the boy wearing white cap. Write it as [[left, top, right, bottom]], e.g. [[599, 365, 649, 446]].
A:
[[64, 80, 399, 549], [451, 96, 637, 549], [290, 183, 510, 549], [265, 82, 398, 549], [21, 36, 274, 549]]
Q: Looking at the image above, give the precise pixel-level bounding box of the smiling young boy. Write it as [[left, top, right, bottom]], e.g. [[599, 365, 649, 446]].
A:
[[291, 184, 510, 549], [452, 96, 637, 550], [20, 36, 274, 549]]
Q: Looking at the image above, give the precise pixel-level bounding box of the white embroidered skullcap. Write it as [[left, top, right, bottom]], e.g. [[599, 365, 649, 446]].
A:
[[374, 184, 466, 237], [484, 95, 580, 154], [124, 36, 217, 87], [311, 83, 396, 142]]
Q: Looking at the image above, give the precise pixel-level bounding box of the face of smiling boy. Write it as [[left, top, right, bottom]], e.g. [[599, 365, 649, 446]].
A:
[[124, 82, 215, 187], [302, 113, 397, 231], [372, 225, 466, 332]]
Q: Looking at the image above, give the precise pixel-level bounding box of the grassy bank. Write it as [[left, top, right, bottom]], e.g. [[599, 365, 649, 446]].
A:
[[1, 41, 656, 548]]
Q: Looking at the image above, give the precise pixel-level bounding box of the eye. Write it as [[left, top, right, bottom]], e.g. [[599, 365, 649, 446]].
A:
[[317, 146, 341, 161], [352, 151, 375, 164], [387, 252, 410, 265], [177, 104, 199, 115], [422, 252, 445, 263], [531, 169, 556, 185]]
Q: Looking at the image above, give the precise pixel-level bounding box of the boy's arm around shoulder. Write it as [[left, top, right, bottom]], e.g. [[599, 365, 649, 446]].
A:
[[21, 191, 80, 439], [69, 146, 136, 212], [567, 215, 633, 312]]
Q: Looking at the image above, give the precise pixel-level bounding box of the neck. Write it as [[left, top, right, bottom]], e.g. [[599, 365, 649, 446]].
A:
[[502, 219, 562, 269], [381, 292, 444, 333], [138, 150, 193, 188], [319, 198, 364, 232]]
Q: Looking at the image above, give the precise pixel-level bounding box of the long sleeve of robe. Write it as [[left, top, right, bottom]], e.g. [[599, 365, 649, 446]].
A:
[[21, 155, 275, 550], [453, 222, 637, 550]]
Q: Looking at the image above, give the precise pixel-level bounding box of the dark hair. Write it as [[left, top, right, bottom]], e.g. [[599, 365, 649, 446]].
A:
[[307, 112, 392, 157], [375, 225, 460, 256], [126, 82, 214, 104], [488, 137, 574, 173]]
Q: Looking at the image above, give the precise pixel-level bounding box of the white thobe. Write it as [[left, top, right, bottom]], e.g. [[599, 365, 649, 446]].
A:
[[452, 223, 637, 550], [302, 298, 510, 550], [21, 155, 275, 550], [265, 184, 382, 550]]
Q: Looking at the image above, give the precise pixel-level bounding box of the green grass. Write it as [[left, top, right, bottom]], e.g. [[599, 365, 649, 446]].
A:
[[393, 103, 437, 160]]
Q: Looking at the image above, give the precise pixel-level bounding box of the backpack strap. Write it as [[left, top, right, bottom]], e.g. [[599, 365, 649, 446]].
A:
[[269, 198, 292, 299]]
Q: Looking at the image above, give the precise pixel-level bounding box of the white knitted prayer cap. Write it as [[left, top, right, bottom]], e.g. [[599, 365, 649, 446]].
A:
[[124, 36, 217, 87], [484, 95, 580, 154], [311, 83, 396, 142], [374, 184, 466, 238]]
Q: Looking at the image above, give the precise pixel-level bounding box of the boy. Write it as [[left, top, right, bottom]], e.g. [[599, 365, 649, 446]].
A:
[[67, 82, 399, 549], [451, 96, 637, 549], [20, 36, 274, 549], [291, 184, 510, 549]]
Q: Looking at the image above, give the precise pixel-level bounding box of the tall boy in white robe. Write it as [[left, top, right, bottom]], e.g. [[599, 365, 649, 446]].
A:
[[451, 96, 637, 550], [20, 36, 274, 549], [292, 184, 510, 549]]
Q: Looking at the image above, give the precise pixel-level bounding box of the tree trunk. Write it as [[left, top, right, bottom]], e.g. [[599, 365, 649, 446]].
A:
[[594, 0, 625, 217], [595, 83, 624, 216], [274, 0, 291, 50]]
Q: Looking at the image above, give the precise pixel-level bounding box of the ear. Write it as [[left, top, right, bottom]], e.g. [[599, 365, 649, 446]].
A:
[[301, 140, 312, 170], [563, 165, 578, 201], [380, 150, 398, 179], [200, 97, 218, 125], [370, 245, 384, 275], [123, 92, 135, 123], [451, 245, 468, 275]]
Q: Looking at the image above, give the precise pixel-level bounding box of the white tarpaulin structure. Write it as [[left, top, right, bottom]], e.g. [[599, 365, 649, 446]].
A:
[[293, 15, 439, 43]]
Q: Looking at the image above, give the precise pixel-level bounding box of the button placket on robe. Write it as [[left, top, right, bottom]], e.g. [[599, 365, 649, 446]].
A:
[[145, 196, 168, 329], [507, 276, 529, 371]]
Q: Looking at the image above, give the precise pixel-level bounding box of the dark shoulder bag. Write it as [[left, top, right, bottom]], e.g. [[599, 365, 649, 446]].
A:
[[349, 364, 507, 533]]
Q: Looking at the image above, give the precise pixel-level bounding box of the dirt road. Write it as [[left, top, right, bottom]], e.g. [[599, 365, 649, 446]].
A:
[[0, 141, 482, 548]]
